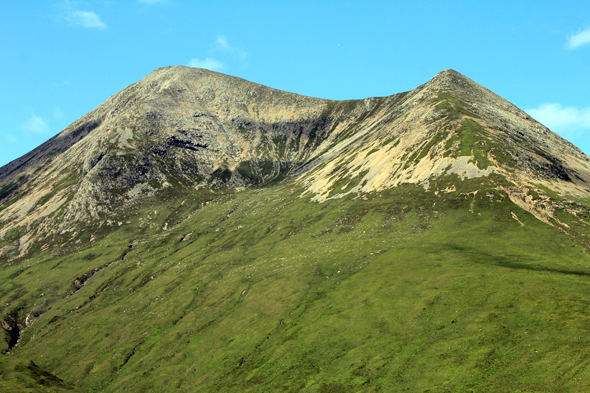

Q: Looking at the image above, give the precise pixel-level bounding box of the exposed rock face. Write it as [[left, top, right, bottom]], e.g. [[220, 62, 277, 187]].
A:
[[0, 67, 331, 249], [297, 69, 590, 201], [1, 67, 589, 256]]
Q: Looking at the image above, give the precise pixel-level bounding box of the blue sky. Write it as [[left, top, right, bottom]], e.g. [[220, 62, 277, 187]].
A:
[[1, 1, 590, 168]]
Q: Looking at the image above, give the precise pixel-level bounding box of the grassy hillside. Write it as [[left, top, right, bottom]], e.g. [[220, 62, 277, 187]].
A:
[[0, 355, 73, 392], [2, 173, 590, 392]]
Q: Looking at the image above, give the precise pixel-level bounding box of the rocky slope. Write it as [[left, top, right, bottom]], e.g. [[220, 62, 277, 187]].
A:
[[1, 66, 589, 257]]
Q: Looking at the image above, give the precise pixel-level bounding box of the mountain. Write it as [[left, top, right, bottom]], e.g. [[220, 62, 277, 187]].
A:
[[2, 67, 590, 392]]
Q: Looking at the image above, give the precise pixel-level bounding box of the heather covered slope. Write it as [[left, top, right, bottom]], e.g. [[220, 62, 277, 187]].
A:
[[3, 68, 590, 391]]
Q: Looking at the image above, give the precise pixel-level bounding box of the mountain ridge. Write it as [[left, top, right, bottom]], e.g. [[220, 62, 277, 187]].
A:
[[4, 67, 590, 392], [1, 66, 589, 257]]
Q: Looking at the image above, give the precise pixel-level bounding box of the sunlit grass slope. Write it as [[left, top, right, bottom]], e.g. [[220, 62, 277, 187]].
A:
[[3, 174, 590, 392]]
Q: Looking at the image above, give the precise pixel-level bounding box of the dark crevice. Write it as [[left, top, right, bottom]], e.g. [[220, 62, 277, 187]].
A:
[[2, 309, 23, 350], [118, 341, 144, 371], [87, 152, 105, 171], [167, 136, 208, 151]]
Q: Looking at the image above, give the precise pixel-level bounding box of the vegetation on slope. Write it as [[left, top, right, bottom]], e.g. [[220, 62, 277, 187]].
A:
[[2, 172, 590, 392], [2, 68, 590, 392], [0, 356, 73, 392]]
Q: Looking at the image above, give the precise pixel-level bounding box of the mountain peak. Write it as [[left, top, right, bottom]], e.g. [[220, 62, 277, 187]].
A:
[[1, 67, 589, 258], [421, 69, 489, 98], [143, 65, 226, 83], [4, 67, 590, 392], [433, 68, 468, 79]]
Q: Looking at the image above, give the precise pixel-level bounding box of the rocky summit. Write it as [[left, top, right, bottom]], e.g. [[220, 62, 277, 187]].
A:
[[2, 67, 590, 392]]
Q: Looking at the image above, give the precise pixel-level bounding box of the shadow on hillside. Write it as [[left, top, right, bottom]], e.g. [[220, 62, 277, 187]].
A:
[[428, 243, 590, 277]]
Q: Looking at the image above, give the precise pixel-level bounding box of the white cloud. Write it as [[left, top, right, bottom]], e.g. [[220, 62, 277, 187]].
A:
[[22, 114, 49, 134], [188, 36, 247, 73], [188, 58, 225, 71], [216, 36, 230, 51], [526, 103, 590, 134], [5, 135, 17, 143], [567, 28, 590, 50], [67, 10, 107, 29], [215, 36, 247, 62]]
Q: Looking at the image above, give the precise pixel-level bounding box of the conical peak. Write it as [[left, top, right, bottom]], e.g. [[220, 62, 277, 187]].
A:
[[433, 68, 467, 80], [425, 69, 481, 93], [413, 68, 507, 110]]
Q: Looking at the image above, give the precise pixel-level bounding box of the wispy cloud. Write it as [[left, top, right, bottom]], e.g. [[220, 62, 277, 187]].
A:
[[188, 36, 247, 72], [57, 2, 107, 30], [188, 58, 225, 71], [22, 114, 49, 134], [526, 103, 590, 135], [216, 36, 231, 51], [567, 28, 590, 50], [5, 135, 17, 143], [67, 10, 107, 29], [54, 107, 64, 120], [215, 36, 247, 62]]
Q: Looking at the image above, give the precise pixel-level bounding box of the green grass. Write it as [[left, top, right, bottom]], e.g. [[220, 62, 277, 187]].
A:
[[3, 226, 26, 242], [536, 183, 562, 201], [3, 175, 590, 392], [434, 93, 480, 120], [328, 170, 370, 197], [405, 128, 450, 168], [445, 119, 513, 170], [0, 356, 74, 392], [381, 137, 399, 147]]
